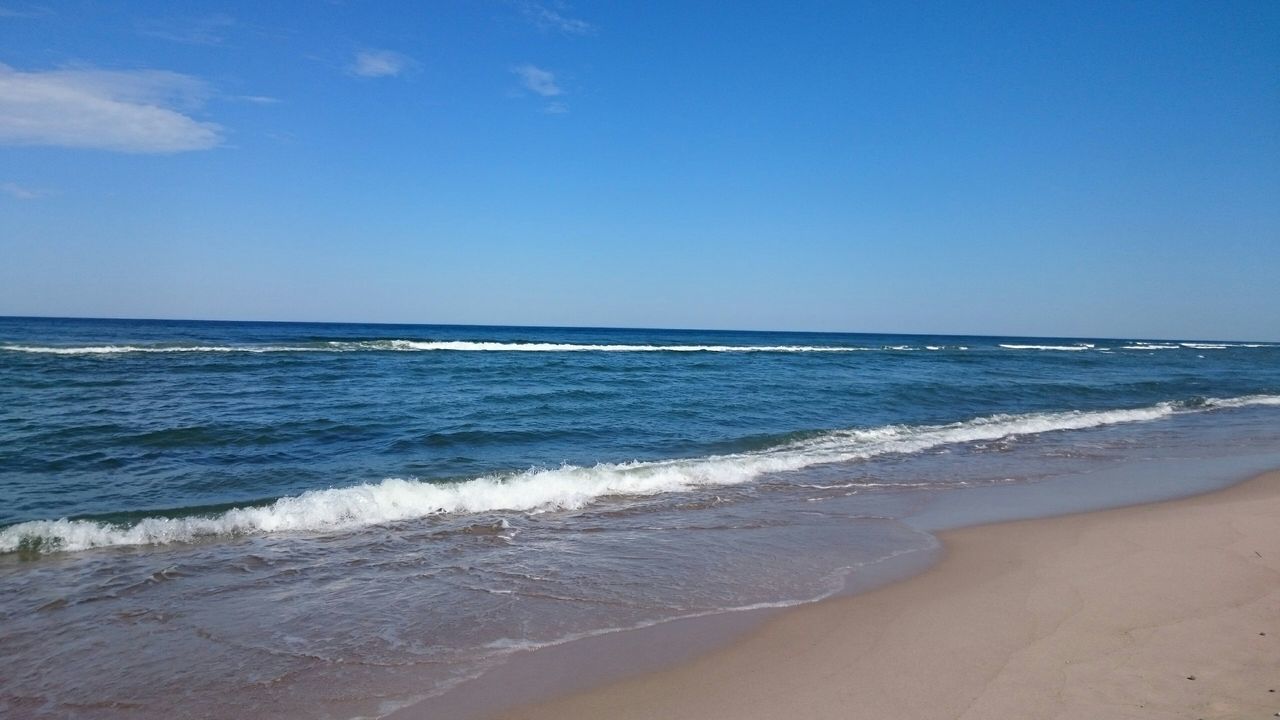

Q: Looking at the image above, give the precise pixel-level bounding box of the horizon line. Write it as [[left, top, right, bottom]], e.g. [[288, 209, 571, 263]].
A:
[[0, 314, 1273, 345]]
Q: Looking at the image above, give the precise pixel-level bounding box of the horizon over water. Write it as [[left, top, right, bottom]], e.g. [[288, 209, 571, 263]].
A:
[[2, 316, 1279, 718], [4, 314, 1277, 345]]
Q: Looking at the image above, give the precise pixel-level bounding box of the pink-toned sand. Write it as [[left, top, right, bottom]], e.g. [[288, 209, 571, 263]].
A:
[[492, 471, 1280, 719]]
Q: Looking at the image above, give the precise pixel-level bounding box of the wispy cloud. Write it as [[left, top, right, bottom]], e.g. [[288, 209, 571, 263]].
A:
[[513, 64, 562, 97], [0, 4, 53, 19], [349, 50, 414, 78], [1, 181, 44, 199], [136, 14, 235, 46], [0, 64, 222, 153], [238, 95, 281, 105], [517, 1, 593, 35]]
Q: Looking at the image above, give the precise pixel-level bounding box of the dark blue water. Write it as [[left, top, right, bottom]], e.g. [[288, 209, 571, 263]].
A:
[[2, 317, 1275, 531], [1, 317, 1278, 718]]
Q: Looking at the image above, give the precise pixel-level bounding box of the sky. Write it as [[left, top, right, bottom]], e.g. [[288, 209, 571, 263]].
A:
[[0, 1, 1277, 340]]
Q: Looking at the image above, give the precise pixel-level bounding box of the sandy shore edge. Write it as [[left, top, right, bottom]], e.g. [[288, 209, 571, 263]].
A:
[[488, 470, 1280, 719]]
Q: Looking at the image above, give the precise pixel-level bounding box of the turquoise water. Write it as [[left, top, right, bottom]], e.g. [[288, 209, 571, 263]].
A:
[[1, 317, 1278, 718]]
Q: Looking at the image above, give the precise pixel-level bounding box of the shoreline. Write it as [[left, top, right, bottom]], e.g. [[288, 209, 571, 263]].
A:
[[398, 468, 1280, 720]]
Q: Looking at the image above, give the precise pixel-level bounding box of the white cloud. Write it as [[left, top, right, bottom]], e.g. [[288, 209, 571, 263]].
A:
[[238, 95, 281, 105], [136, 14, 235, 46], [0, 64, 222, 153], [349, 50, 413, 78], [518, 1, 593, 35], [513, 64, 562, 97], [1, 181, 42, 199], [543, 101, 568, 114]]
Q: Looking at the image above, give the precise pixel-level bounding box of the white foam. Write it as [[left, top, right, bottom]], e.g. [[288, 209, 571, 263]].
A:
[[6, 394, 1276, 554], [6, 340, 1270, 356], [0, 341, 869, 355], [355, 340, 865, 353], [0, 344, 324, 355], [1202, 394, 1280, 408], [1179, 342, 1275, 350], [999, 344, 1093, 351]]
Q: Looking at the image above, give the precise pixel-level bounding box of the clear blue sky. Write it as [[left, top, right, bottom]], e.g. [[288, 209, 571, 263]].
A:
[[1, 1, 1277, 339]]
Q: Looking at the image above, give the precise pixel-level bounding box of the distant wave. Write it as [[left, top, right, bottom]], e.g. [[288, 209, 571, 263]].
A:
[[5, 339, 1270, 356], [1179, 342, 1274, 350], [0, 341, 870, 355], [999, 343, 1094, 351], [348, 340, 866, 353], [0, 340, 948, 355], [1195, 394, 1280, 408], [1180, 342, 1248, 350], [996, 342, 1276, 352], [0, 344, 325, 355], [5, 393, 1276, 554]]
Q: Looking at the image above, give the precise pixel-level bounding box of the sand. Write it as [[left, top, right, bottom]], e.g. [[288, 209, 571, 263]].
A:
[[492, 470, 1280, 719]]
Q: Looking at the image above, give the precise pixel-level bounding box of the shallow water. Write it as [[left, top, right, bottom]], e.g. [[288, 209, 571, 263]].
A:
[[1, 318, 1277, 718]]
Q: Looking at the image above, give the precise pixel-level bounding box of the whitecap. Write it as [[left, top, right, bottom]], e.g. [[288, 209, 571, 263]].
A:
[[998, 344, 1093, 351], [6, 394, 1275, 554]]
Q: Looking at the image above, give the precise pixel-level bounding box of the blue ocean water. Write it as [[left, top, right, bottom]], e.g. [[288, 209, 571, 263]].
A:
[[1, 317, 1278, 718]]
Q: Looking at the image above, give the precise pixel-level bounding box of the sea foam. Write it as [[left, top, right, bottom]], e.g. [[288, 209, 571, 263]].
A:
[[0, 344, 325, 354], [998, 343, 1094, 351], [356, 340, 863, 353], [0, 341, 869, 355], [4, 339, 1271, 355], [4, 394, 1275, 554]]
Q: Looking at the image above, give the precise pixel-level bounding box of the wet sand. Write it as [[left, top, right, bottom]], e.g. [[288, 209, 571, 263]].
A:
[[490, 470, 1280, 719]]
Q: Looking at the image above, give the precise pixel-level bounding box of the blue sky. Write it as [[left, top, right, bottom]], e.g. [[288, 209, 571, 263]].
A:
[[1, 1, 1277, 339]]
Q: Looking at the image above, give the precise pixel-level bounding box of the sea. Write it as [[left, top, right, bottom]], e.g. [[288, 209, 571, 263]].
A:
[[2, 316, 1278, 718]]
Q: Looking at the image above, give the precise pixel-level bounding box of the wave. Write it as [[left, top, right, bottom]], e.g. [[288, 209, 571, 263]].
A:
[[0, 344, 327, 355], [6, 340, 1270, 356], [0, 340, 978, 355], [346, 340, 865, 353], [1176, 342, 1276, 350], [4, 394, 1276, 555], [0, 340, 871, 355], [998, 343, 1094, 351], [1197, 393, 1280, 408]]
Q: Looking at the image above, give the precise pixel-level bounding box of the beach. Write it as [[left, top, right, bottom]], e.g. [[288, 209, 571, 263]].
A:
[[484, 470, 1280, 720]]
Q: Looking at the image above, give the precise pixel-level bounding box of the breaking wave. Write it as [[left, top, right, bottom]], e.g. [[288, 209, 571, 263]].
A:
[[352, 340, 864, 353], [0, 340, 870, 355], [4, 340, 1271, 356], [1179, 342, 1274, 350], [0, 344, 323, 355], [999, 343, 1094, 351], [4, 394, 1276, 554]]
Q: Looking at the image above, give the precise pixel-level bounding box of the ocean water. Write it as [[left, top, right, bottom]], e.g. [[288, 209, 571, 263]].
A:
[[1, 317, 1278, 718]]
